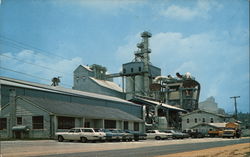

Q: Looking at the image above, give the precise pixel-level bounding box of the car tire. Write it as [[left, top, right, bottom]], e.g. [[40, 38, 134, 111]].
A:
[[81, 137, 87, 143], [58, 136, 64, 142], [155, 136, 161, 140]]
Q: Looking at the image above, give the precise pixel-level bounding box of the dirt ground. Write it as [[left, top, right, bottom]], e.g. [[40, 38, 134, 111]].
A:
[[156, 143, 250, 157]]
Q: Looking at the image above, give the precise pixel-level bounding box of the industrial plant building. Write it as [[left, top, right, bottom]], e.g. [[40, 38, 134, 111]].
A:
[[1, 31, 226, 139]]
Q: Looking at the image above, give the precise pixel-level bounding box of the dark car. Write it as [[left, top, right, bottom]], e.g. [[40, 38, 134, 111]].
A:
[[125, 130, 147, 141], [164, 130, 188, 139], [110, 129, 133, 141], [98, 129, 121, 141], [183, 129, 204, 138]]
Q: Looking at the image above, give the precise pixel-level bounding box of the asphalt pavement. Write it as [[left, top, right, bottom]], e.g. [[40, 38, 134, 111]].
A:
[[35, 138, 250, 157]]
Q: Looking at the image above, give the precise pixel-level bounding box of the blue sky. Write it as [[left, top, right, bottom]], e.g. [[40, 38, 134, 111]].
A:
[[0, 0, 249, 113]]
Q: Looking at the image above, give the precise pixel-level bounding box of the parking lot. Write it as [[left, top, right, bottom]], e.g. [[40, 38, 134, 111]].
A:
[[1, 137, 249, 157]]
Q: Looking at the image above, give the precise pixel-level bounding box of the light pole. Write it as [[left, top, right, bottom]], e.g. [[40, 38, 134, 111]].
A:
[[230, 96, 240, 120]]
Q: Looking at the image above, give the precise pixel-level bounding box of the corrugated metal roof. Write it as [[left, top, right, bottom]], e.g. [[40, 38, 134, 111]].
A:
[[181, 110, 230, 118], [132, 97, 187, 112], [89, 77, 122, 92], [19, 96, 143, 122], [81, 65, 93, 72], [208, 123, 227, 128], [0, 76, 138, 106]]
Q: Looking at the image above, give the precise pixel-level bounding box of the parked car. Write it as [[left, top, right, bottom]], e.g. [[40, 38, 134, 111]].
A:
[[164, 130, 189, 139], [124, 130, 147, 141], [182, 129, 205, 138], [146, 130, 172, 140], [110, 129, 133, 141], [55, 128, 105, 143], [99, 129, 121, 141]]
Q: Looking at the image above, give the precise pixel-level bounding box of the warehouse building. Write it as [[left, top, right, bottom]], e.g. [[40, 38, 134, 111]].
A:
[[73, 64, 125, 99], [181, 110, 233, 132], [0, 77, 144, 139]]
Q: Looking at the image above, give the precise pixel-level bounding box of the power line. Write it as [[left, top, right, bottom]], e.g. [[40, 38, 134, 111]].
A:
[[0, 53, 71, 76], [0, 36, 72, 61], [0, 66, 72, 87], [0, 66, 51, 82]]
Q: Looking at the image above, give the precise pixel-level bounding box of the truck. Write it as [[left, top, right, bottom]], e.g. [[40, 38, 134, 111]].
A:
[[222, 122, 241, 138], [208, 129, 223, 137]]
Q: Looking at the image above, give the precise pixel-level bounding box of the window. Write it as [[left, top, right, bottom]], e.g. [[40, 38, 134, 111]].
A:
[[202, 118, 205, 123], [124, 121, 128, 130], [131, 68, 134, 72], [134, 122, 139, 131], [83, 129, 93, 132], [195, 118, 197, 123], [58, 116, 75, 129], [17, 117, 22, 125], [75, 129, 81, 133], [123, 69, 126, 74], [68, 129, 75, 133], [138, 67, 141, 72], [104, 120, 116, 129], [187, 118, 189, 123], [210, 118, 214, 123], [0, 118, 7, 130], [32, 116, 44, 129], [84, 122, 90, 128]]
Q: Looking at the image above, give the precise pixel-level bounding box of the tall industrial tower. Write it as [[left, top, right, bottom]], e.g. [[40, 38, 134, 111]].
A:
[[122, 31, 161, 100]]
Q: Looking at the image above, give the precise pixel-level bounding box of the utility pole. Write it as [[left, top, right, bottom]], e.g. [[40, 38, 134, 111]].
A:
[[230, 96, 240, 120]]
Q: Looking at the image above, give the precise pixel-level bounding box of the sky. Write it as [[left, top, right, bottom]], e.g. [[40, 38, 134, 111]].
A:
[[0, 0, 249, 113]]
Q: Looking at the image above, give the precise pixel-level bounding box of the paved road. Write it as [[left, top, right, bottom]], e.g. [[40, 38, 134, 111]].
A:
[[37, 138, 250, 157]]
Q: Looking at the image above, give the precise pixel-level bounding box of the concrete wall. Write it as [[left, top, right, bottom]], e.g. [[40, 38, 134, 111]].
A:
[[191, 125, 215, 134]]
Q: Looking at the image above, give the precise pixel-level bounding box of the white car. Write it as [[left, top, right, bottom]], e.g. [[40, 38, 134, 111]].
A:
[[55, 128, 105, 143], [146, 130, 172, 140]]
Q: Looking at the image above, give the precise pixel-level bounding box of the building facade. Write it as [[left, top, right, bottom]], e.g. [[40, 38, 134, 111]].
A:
[[181, 110, 233, 131], [0, 77, 144, 139]]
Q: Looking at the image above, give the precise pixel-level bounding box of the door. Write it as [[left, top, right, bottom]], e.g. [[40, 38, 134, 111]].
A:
[[64, 129, 75, 140], [15, 131, 21, 139]]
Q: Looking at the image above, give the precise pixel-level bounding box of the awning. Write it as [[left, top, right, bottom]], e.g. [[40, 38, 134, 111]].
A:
[[131, 97, 187, 112], [12, 125, 29, 131]]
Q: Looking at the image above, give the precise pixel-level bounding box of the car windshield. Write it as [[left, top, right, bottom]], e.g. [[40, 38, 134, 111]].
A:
[[102, 129, 111, 132]]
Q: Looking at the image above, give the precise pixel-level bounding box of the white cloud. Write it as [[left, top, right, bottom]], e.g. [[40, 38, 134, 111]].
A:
[[161, 0, 222, 20], [161, 5, 200, 20], [174, 61, 197, 74], [1, 50, 83, 87], [115, 32, 141, 63], [53, 0, 143, 13]]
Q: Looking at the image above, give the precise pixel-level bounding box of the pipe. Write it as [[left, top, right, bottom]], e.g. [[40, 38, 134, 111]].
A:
[[153, 76, 169, 83]]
